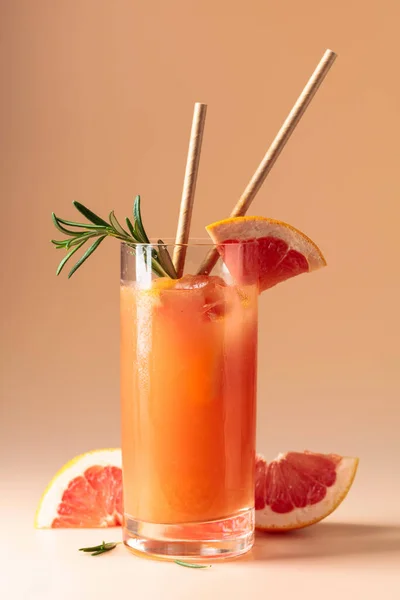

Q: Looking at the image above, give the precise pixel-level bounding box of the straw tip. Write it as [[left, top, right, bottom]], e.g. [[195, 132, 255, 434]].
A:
[[325, 48, 338, 58]]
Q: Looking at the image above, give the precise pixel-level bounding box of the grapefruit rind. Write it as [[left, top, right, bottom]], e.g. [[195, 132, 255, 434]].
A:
[[255, 455, 359, 532], [34, 448, 122, 529], [206, 216, 327, 271]]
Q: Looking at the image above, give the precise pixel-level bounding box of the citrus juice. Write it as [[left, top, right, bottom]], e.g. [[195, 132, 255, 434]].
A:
[[120, 274, 258, 526]]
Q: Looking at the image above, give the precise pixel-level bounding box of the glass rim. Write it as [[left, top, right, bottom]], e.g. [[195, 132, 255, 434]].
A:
[[121, 238, 258, 248]]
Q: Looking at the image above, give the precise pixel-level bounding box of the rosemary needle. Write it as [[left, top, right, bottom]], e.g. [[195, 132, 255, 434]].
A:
[[174, 560, 211, 569]]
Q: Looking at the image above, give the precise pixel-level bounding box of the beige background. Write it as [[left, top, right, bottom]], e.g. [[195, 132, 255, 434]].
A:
[[1, 1, 400, 597]]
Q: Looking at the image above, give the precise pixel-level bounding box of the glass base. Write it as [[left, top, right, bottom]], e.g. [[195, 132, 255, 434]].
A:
[[123, 508, 254, 560]]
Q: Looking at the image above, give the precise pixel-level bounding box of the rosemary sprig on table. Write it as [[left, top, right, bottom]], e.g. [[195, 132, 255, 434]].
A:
[[51, 195, 178, 279], [79, 541, 121, 556], [78, 541, 211, 567], [174, 560, 211, 569]]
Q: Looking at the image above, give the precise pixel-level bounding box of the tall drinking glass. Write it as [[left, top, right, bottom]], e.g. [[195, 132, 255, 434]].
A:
[[120, 241, 258, 559]]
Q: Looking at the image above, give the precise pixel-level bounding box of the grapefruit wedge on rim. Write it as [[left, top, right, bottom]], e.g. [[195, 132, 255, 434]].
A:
[[255, 451, 359, 532], [35, 448, 123, 528], [206, 216, 326, 291]]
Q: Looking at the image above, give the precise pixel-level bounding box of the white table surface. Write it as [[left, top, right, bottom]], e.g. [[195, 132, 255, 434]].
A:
[[4, 512, 400, 600]]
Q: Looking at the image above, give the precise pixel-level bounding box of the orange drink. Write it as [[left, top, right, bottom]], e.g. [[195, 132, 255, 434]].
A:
[[120, 242, 258, 559]]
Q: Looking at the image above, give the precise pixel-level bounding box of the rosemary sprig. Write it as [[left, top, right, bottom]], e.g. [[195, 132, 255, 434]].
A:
[[79, 541, 121, 556], [51, 195, 177, 279], [78, 541, 211, 568]]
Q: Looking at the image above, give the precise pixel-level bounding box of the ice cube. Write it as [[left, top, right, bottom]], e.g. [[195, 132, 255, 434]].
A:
[[174, 274, 211, 290]]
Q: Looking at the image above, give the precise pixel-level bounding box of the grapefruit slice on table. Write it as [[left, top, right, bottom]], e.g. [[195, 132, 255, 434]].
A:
[[255, 451, 359, 531], [206, 216, 326, 291], [35, 448, 358, 532], [34, 448, 122, 528]]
